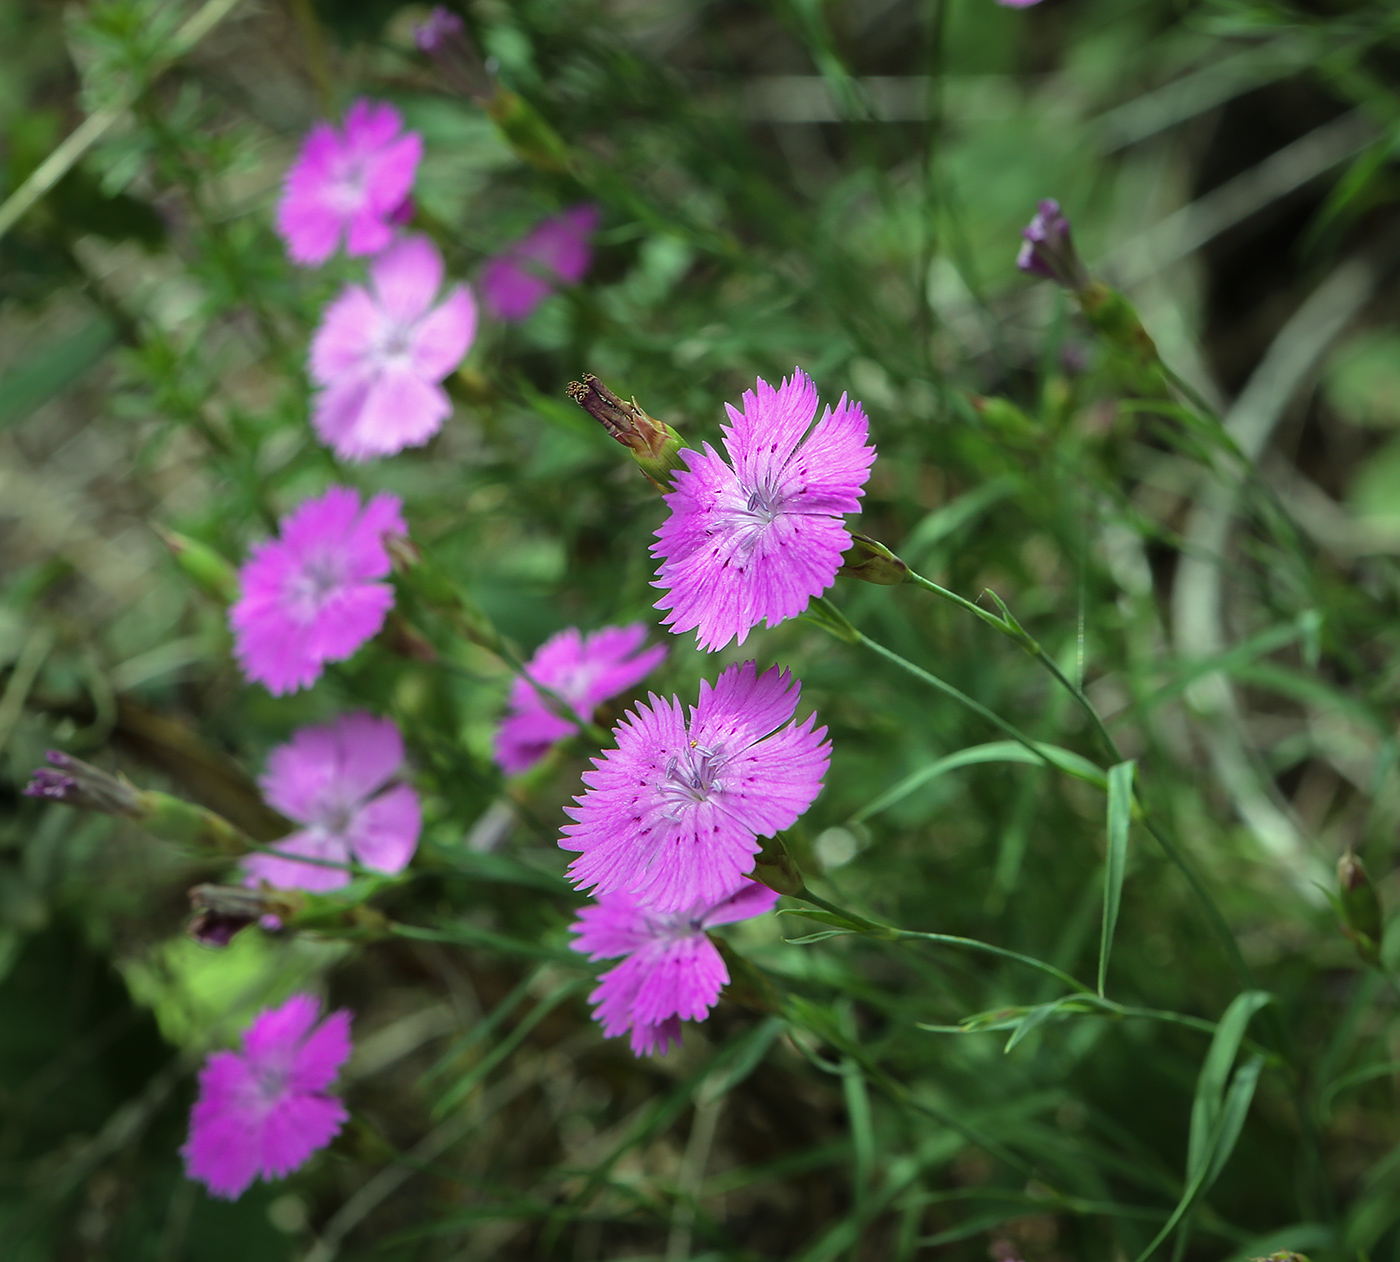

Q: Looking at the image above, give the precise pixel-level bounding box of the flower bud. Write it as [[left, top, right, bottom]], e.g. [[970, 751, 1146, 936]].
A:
[[24, 750, 143, 817], [1016, 199, 1089, 292], [152, 525, 238, 605], [566, 374, 688, 490], [839, 533, 910, 586], [25, 751, 254, 856], [413, 6, 493, 101], [188, 883, 298, 947], [1338, 850, 1384, 967], [752, 833, 805, 898]]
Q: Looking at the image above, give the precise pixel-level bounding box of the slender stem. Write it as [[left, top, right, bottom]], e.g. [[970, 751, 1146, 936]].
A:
[[905, 569, 1123, 765], [892, 930, 1091, 995], [790, 885, 1092, 995]]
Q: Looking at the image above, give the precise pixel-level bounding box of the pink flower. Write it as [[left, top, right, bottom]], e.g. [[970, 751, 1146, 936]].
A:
[[481, 204, 599, 321], [560, 660, 829, 913], [276, 99, 423, 266], [182, 993, 351, 1200], [244, 712, 421, 892], [309, 235, 477, 461], [495, 624, 667, 775], [230, 486, 405, 695], [571, 880, 780, 1056], [651, 369, 875, 652]]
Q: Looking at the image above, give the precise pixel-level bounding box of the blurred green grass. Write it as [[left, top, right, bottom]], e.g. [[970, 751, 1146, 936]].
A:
[[5, 0, 1400, 1259]]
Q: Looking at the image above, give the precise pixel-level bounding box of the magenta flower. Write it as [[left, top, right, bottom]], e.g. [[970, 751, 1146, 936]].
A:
[[276, 99, 423, 266], [182, 993, 351, 1200], [495, 624, 667, 775], [571, 879, 780, 1056], [309, 235, 477, 461], [244, 712, 421, 892], [651, 369, 875, 652], [229, 486, 406, 695], [560, 660, 829, 913], [481, 204, 600, 321]]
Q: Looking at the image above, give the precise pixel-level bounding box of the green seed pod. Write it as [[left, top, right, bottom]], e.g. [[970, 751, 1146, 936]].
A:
[[1338, 850, 1384, 967]]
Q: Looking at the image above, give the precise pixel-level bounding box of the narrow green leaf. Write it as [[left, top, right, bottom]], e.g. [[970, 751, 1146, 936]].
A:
[[1203, 1054, 1264, 1188], [1098, 761, 1135, 996], [1004, 997, 1079, 1053], [1187, 990, 1273, 1179], [851, 740, 1107, 825], [0, 316, 118, 429]]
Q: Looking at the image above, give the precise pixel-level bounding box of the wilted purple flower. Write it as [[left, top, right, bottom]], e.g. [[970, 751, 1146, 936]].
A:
[[495, 624, 666, 775], [996, 0, 1043, 7], [651, 369, 874, 652], [560, 660, 829, 913], [414, 5, 464, 51], [571, 879, 779, 1056], [1016, 198, 1088, 290], [276, 99, 423, 267], [481, 204, 600, 321], [182, 993, 351, 1200], [230, 487, 406, 695], [309, 235, 477, 461], [244, 712, 421, 892]]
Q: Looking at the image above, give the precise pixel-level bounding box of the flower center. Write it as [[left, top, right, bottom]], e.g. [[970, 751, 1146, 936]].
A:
[[285, 553, 347, 623], [658, 743, 726, 818], [744, 481, 783, 522], [326, 157, 369, 215]]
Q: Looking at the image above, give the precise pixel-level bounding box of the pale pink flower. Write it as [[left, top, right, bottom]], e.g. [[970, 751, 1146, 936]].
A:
[[651, 369, 875, 652], [481, 204, 599, 321], [571, 880, 780, 1056], [244, 712, 421, 892], [229, 487, 405, 695], [182, 993, 351, 1200], [309, 235, 477, 461], [495, 624, 666, 775], [561, 660, 829, 913], [276, 99, 422, 266]]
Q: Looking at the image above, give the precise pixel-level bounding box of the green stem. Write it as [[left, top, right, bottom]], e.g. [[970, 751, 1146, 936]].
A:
[[790, 885, 1092, 995], [905, 569, 1123, 765]]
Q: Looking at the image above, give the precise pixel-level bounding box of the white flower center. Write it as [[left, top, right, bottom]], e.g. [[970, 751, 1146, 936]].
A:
[[658, 743, 726, 817], [285, 553, 347, 622]]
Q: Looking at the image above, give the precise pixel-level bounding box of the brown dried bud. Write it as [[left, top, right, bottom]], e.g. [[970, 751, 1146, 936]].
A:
[[566, 375, 687, 489]]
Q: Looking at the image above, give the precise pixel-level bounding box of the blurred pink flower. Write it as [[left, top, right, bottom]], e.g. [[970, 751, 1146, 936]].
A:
[[652, 369, 875, 652], [230, 487, 405, 695], [561, 660, 829, 913], [244, 712, 421, 892], [182, 993, 351, 1200], [309, 235, 477, 461], [571, 879, 779, 1055], [495, 623, 666, 775], [414, 5, 464, 51], [276, 99, 422, 266], [481, 204, 600, 321]]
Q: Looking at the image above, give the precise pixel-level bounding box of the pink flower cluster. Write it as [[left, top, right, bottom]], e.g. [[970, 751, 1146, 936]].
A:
[[557, 659, 829, 1056]]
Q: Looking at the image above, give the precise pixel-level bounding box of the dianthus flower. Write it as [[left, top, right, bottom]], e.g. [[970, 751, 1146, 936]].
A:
[[230, 486, 405, 695], [276, 99, 423, 266], [571, 879, 779, 1056], [182, 993, 351, 1200], [244, 712, 421, 892], [481, 204, 599, 321], [309, 235, 477, 461], [495, 624, 666, 775], [560, 660, 829, 912], [651, 369, 875, 652]]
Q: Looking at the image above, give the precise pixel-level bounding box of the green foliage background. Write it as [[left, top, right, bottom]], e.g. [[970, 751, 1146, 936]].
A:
[[4, 0, 1400, 1259]]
